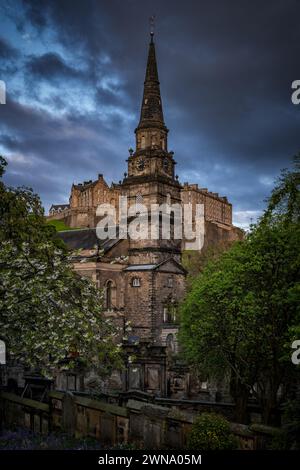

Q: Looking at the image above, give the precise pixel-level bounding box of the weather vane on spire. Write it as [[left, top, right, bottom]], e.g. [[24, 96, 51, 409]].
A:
[[149, 15, 156, 41]]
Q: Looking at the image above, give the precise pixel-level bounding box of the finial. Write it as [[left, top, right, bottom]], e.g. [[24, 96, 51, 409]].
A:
[[149, 15, 155, 42]]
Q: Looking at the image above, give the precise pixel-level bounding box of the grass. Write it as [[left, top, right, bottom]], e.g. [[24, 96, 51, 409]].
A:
[[46, 219, 79, 232]]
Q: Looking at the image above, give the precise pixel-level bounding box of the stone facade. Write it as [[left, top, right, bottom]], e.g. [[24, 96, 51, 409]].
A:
[[181, 183, 232, 226], [47, 33, 243, 398]]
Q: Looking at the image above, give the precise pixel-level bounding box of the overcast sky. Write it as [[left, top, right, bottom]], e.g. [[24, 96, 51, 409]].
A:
[[0, 0, 299, 228]]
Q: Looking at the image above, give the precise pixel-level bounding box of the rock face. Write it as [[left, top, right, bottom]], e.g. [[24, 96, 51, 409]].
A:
[[49, 33, 243, 399]]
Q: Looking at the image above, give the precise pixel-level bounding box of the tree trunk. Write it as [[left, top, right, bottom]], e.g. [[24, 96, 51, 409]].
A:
[[260, 389, 279, 425], [230, 374, 249, 423]]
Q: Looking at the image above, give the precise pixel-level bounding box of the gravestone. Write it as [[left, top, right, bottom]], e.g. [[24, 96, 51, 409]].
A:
[[62, 392, 76, 436]]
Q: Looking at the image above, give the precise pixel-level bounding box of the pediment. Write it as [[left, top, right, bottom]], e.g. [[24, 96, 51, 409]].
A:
[[154, 258, 187, 275]]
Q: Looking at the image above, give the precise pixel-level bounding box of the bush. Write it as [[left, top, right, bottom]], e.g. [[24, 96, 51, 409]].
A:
[[187, 413, 237, 450]]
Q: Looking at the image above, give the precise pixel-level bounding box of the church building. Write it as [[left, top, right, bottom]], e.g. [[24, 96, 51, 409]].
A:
[[49, 32, 242, 398]]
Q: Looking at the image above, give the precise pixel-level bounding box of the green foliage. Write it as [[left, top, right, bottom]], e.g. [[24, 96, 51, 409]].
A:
[[182, 242, 235, 290], [0, 157, 122, 376], [281, 399, 300, 449], [46, 219, 79, 232], [263, 153, 300, 223], [267, 430, 288, 450], [179, 155, 300, 423], [111, 442, 139, 450], [187, 413, 237, 450]]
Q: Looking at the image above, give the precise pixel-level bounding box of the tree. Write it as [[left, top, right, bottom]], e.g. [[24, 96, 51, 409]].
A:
[[182, 241, 235, 290], [179, 155, 300, 424], [187, 412, 237, 450], [263, 153, 300, 223], [0, 157, 122, 377]]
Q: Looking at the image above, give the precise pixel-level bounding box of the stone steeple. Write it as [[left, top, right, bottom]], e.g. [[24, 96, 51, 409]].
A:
[[121, 31, 181, 265], [124, 32, 177, 183], [135, 32, 168, 153], [137, 32, 166, 130]]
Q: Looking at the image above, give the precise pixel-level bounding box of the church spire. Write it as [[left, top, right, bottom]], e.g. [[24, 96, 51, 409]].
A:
[[135, 31, 168, 152], [137, 32, 166, 130]]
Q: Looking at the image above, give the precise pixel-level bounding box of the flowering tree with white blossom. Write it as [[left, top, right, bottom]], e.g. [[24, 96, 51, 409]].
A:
[[0, 156, 122, 377]]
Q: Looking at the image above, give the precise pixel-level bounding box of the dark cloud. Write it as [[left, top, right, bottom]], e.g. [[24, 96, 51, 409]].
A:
[[0, 0, 299, 228], [0, 97, 132, 187], [21, 0, 48, 30], [0, 37, 19, 59], [26, 53, 84, 80]]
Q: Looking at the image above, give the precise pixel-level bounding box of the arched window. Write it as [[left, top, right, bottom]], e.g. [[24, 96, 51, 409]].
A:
[[151, 133, 156, 148], [105, 280, 116, 310], [163, 307, 168, 323], [163, 301, 177, 323], [135, 192, 143, 213], [132, 277, 141, 287], [136, 193, 143, 204], [166, 333, 175, 353], [106, 281, 112, 309], [141, 135, 146, 149]]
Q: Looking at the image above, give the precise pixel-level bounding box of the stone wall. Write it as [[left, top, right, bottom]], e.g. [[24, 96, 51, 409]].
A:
[[153, 270, 185, 345], [181, 183, 232, 226], [0, 391, 49, 434], [0, 391, 282, 450], [70, 175, 121, 214], [124, 271, 154, 339], [203, 219, 243, 249], [47, 178, 242, 241]]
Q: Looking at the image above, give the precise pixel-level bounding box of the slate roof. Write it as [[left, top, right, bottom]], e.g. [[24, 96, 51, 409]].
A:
[[58, 228, 100, 250], [124, 264, 157, 271], [124, 258, 187, 274], [58, 226, 118, 250], [50, 204, 70, 211], [58, 230, 186, 274]]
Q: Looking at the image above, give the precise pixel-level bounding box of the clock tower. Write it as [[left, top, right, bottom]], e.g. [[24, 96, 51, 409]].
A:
[[126, 31, 176, 182], [122, 31, 182, 264]]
